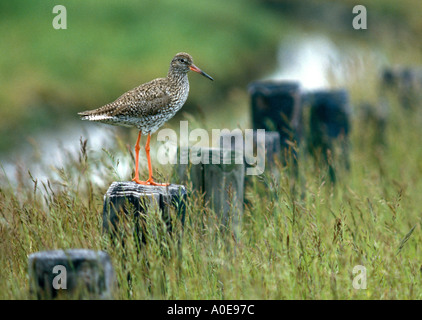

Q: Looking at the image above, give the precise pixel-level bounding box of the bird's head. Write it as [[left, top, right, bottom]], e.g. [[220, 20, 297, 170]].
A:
[[170, 52, 213, 81]]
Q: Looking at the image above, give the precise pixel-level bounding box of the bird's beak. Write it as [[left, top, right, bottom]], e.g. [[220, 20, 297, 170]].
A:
[[190, 64, 214, 81]]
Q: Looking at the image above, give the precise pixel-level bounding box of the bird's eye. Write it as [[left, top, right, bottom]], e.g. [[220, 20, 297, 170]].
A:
[[180, 58, 186, 63]]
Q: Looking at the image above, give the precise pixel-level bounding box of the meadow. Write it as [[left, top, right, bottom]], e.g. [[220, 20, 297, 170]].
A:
[[1, 75, 421, 299], [0, 0, 421, 300]]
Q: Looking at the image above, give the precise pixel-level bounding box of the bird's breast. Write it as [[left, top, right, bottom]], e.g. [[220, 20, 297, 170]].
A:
[[170, 77, 189, 111]]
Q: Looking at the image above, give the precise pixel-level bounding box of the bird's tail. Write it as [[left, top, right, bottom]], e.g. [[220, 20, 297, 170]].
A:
[[78, 110, 91, 120], [78, 110, 114, 122]]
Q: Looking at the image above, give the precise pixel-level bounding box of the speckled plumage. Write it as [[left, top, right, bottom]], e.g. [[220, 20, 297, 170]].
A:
[[78, 52, 212, 133]]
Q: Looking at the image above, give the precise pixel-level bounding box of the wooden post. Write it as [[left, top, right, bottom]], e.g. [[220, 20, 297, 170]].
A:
[[381, 67, 422, 110], [219, 130, 282, 172], [359, 102, 387, 147], [307, 89, 351, 182], [177, 147, 244, 232], [28, 249, 116, 300], [103, 182, 186, 244], [248, 80, 302, 166], [257, 131, 282, 168]]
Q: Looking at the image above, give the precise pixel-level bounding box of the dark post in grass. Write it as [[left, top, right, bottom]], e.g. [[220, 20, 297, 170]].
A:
[[307, 89, 351, 183], [359, 101, 388, 147], [381, 67, 422, 110], [28, 249, 116, 300], [249, 80, 302, 167], [177, 147, 244, 232], [103, 182, 187, 244]]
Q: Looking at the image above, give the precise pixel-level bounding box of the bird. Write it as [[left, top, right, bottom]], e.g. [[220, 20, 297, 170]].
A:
[[78, 52, 213, 186]]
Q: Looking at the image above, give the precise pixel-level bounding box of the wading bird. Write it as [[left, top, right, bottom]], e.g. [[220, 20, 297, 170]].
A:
[[78, 52, 213, 185]]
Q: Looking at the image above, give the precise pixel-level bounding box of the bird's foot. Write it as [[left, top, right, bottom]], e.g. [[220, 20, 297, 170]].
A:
[[132, 177, 170, 187], [147, 179, 170, 187]]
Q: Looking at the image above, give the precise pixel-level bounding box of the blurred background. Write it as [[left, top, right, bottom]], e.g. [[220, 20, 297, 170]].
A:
[[1, 0, 421, 182]]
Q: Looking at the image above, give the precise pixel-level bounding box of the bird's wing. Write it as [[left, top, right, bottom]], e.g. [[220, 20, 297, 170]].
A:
[[78, 78, 171, 118], [110, 78, 171, 117]]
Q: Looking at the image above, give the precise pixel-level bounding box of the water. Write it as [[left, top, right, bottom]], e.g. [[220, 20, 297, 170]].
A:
[[0, 122, 129, 186], [267, 33, 387, 92], [269, 34, 341, 89]]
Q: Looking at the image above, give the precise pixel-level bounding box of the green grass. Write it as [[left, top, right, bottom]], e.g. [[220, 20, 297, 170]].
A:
[[0, 84, 421, 299], [1, 0, 422, 300]]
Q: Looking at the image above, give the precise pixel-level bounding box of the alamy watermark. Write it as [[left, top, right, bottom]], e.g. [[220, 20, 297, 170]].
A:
[[155, 121, 267, 175], [352, 265, 367, 289], [52, 265, 67, 290], [353, 5, 367, 30], [53, 5, 368, 31], [52, 5, 67, 29]]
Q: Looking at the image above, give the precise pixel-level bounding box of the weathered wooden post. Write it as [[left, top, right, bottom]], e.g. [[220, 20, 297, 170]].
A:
[[177, 147, 244, 232], [219, 129, 281, 173], [255, 131, 282, 167], [28, 249, 116, 300], [248, 80, 302, 166], [103, 182, 186, 244], [307, 89, 351, 183]]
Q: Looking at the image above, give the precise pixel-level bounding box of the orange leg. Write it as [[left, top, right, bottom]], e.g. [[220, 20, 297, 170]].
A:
[[132, 130, 142, 183], [132, 132, 169, 186]]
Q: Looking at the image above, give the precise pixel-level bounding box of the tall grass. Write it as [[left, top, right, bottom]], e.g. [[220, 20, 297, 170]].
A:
[[1, 0, 421, 300], [1, 82, 420, 299]]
